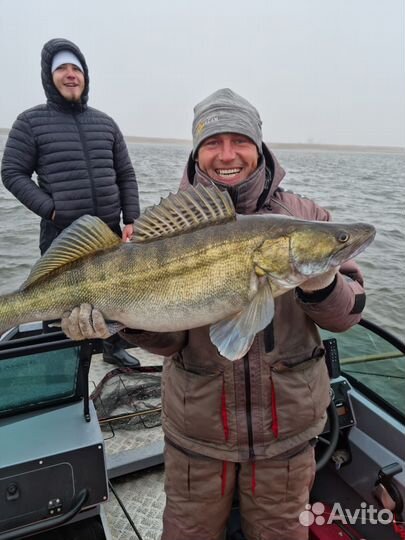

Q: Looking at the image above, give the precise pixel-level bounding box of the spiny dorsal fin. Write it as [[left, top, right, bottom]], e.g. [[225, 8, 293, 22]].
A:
[[20, 215, 121, 290], [132, 184, 236, 243]]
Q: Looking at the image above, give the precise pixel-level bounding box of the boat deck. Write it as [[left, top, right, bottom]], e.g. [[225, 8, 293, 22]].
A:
[[90, 348, 165, 540]]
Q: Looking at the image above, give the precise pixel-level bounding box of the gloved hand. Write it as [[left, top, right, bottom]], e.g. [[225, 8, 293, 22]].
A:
[[299, 267, 339, 293], [61, 303, 112, 340]]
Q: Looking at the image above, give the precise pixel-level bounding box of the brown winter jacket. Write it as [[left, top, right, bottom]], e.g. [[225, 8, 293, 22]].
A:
[[121, 144, 366, 462]]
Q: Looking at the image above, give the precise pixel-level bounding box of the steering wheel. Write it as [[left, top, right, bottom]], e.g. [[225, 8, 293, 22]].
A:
[[315, 399, 340, 471]]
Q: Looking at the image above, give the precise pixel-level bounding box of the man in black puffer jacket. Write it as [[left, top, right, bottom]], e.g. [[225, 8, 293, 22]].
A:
[[1, 37, 141, 368]]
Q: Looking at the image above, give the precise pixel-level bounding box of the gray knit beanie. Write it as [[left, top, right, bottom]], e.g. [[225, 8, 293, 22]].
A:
[[192, 88, 263, 157]]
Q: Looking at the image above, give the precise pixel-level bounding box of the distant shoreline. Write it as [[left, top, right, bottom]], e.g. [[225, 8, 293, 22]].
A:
[[1, 128, 404, 154]]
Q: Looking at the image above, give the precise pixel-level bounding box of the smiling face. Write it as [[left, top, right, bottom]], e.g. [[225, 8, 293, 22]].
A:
[[52, 63, 85, 102], [197, 133, 259, 186]]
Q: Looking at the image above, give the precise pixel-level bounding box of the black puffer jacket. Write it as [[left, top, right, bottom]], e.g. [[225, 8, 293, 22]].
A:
[[1, 38, 139, 252]]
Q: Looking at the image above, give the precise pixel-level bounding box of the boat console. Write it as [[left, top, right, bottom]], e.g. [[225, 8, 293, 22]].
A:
[[309, 320, 405, 540], [0, 329, 110, 540]]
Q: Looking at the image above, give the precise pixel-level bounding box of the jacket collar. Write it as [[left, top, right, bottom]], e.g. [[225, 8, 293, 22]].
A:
[[194, 160, 268, 214]]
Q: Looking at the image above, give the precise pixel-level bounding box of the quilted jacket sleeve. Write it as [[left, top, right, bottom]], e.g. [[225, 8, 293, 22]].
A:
[[113, 123, 140, 224], [1, 114, 54, 219]]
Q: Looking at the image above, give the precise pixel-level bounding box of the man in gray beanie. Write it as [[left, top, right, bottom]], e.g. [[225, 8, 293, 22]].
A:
[[61, 88, 368, 539], [192, 88, 263, 158], [186, 88, 269, 214], [1, 38, 141, 368]]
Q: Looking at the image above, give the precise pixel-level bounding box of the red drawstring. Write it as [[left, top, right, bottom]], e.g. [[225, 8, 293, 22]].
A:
[[221, 461, 228, 496], [251, 461, 256, 495], [221, 380, 229, 441], [270, 377, 279, 438], [392, 515, 405, 539]]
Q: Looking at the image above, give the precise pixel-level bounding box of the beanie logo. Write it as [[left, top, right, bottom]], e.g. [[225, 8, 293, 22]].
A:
[[195, 121, 206, 136], [196, 115, 219, 136]]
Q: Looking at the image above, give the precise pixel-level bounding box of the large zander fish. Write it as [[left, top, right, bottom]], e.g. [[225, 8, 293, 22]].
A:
[[0, 185, 375, 360]]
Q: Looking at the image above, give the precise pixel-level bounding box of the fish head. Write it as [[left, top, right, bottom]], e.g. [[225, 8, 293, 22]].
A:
[[253, 218, 376, 290], [290, 221, 376, 277]]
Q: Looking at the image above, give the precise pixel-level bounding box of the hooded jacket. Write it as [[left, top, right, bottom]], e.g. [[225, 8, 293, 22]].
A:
[[1, 38, 139, 252], [121, 144, 366, 462]]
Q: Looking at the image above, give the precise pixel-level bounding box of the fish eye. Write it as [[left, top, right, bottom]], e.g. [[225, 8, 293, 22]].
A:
[[338, 231, 350, 243]]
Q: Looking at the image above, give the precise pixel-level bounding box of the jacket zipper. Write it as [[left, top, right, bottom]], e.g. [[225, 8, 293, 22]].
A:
[[73, 112, 97, 215], [243, 355, 255, 460]]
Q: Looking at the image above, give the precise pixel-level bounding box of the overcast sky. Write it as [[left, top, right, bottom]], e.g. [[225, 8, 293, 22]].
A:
[[1, 0, 404, 147]]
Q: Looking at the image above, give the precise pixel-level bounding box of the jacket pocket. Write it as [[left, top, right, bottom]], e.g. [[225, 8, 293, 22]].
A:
[[270, 355, 330, 438], [163, 360, 228, 444], [39, 219, 62, 254]]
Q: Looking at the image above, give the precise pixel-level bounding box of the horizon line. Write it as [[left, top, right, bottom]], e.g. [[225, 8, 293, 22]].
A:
[[0, 127, 404, 153]]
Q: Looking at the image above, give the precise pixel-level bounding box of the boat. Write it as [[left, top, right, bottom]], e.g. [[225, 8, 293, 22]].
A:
[[0, 317, 404, 539]]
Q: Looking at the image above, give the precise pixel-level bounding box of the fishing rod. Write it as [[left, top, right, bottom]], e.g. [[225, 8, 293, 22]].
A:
[[108, 480, 144, 540], [345, 370, 405, 380], [98, 406, 162, 425]]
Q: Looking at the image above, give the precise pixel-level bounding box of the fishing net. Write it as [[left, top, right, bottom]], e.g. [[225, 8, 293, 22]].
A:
[[90, 366, 162, 432]]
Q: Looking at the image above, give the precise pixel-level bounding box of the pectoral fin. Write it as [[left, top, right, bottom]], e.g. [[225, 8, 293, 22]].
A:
[[209, 279, 274, 361]]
